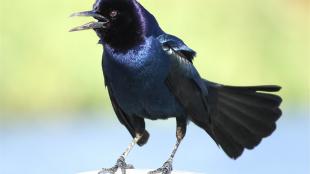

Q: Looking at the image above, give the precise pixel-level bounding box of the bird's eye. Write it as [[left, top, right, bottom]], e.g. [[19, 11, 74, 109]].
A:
[[110, 10, 119, 18]]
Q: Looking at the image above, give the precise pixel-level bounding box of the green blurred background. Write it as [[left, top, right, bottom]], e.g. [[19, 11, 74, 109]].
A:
[[1, 1, 309, 174], [0, 0, 309, 115]]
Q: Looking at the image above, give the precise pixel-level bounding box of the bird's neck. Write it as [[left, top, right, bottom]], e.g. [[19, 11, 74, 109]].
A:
[[99, 29, 145, 52], [104, 37, 152, 67]]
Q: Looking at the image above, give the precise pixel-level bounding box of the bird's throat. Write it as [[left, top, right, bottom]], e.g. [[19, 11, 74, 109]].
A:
[[103, 31, 144, 52]]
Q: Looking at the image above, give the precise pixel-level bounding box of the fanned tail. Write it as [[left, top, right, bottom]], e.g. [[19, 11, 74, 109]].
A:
[[203, 81, 282, 159]]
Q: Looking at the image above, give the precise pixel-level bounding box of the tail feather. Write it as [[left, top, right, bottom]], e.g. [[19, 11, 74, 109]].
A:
[[218, 91, 282, 124], [218, 95, 278, 136], [217, 108, 262, 149], [220, 88, 282, 108], [221, 85, 281, 92], [212, 123, 244, 158], [202, 81, 282, 159]]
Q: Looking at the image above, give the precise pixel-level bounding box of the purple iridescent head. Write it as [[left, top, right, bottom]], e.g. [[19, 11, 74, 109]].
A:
[[70, 0, 145, 50]]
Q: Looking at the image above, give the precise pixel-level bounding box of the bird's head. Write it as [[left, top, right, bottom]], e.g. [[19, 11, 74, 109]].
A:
[[70, 0, 145, 50]]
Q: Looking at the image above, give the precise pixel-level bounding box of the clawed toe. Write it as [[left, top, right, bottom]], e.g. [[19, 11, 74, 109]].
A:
[[98, 166, 117, 174], [148, 161, 173, 174], [98, 156, 134, 174]]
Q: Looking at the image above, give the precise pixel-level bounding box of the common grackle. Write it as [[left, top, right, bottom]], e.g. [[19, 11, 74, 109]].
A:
[[70, 0, 282, 173]]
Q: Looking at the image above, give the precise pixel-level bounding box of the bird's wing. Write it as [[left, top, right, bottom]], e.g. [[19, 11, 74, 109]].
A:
[[157, 34, 196, 62], [106, 85, 149, 146], [157, 34, 211, 129], [102, 54, 149, 146], [158, 34, 241, 157]]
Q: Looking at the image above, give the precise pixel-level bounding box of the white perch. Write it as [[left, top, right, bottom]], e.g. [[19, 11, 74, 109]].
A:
[[78, 169, 203, 174]]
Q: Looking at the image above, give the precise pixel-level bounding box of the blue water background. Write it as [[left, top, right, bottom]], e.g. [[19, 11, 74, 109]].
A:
[[0, 109, 309, 174]]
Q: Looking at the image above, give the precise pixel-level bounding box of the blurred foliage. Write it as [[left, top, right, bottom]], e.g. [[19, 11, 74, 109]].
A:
[[0, 0, 309, 115]]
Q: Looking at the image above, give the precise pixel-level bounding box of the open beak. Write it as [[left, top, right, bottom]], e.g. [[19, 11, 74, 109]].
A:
[[69, 11, 109, 32]]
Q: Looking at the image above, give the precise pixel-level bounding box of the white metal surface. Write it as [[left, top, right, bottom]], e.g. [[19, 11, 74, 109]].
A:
[[78, 169, 203, 174]]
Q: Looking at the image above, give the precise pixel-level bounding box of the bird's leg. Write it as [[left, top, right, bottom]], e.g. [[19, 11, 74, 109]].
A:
[[147, 139, 182, 174], [99, 135, 141, 174], [148, 118, 187, 174]]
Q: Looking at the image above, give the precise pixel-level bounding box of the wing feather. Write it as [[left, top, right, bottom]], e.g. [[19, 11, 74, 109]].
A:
[[158, 34, 210, 128], [103, 58, 149, 146]]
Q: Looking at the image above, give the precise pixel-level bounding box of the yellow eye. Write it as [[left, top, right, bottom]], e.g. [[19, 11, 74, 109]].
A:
[[110, 10, 119, 18]]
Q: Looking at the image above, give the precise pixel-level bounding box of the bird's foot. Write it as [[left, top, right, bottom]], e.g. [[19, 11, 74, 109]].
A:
[[98, 156, 134, 174], [148, 160, 173, 174]]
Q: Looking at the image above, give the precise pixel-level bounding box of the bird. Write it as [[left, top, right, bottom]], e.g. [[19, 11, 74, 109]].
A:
[[70, 0, 282, 173]]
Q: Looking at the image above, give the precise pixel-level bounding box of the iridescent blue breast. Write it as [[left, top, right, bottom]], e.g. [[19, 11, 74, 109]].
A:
[[103, 37, 184, 119]]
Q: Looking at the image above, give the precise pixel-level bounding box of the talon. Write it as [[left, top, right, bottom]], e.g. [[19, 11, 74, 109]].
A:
[[98, 166, 117, 174], [148, 161, 173, 174], [98, 156, 134, 174]]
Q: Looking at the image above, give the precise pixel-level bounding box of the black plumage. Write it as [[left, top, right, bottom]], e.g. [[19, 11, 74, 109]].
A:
[[70, 0, 283, 173]]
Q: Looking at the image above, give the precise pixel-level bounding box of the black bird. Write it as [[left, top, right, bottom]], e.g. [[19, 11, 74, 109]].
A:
[[70, 0, 282, 173]]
